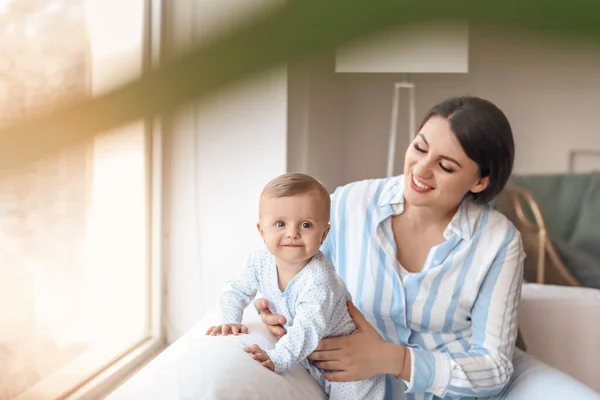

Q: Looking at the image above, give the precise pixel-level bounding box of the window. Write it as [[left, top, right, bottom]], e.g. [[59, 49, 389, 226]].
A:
[[0, 0, 163, 399]]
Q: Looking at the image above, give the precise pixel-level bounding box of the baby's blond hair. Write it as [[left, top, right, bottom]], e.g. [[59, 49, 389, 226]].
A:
[[260, 172, 330, 221]]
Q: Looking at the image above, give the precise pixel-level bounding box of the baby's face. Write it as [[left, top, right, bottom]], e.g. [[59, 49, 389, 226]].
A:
[[257, 192, 329, 266]]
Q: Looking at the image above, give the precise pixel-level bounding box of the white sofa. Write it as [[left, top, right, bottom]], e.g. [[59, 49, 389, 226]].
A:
[[517, 284, 600, 392], [108, 283, 600, 398]]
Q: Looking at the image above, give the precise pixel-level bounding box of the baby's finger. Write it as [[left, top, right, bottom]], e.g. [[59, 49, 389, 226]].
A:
[[262, 360, 275, 371], [252, 351, 271, 363], [243, 344, 260, 354], [252, 352, 269, 362]]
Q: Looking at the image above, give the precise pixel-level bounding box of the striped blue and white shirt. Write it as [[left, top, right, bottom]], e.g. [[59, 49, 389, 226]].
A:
[[321, 175, 525, 400]]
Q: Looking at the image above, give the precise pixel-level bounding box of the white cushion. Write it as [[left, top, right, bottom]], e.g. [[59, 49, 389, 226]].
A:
[[110, 283, 600, 398], [107, 307, 327, 400], [519, 283, 600, 392]]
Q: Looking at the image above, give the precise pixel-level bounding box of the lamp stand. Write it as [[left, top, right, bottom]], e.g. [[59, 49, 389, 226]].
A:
[[387, 80, 416, 177]]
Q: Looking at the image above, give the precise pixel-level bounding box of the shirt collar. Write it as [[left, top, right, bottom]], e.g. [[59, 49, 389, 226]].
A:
[[377, 174, 482, 242], [377, 175, 405, 209], [445, 200, 482, 241]]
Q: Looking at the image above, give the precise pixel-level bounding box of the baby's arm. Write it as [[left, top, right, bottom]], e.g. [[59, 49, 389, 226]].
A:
[[207, 253, 259, 335], [265, 277, 336, 373]]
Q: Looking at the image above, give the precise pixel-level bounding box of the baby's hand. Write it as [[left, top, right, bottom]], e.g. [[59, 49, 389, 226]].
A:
[[243, 344, 275, 371], [205, 323, 248, 336]]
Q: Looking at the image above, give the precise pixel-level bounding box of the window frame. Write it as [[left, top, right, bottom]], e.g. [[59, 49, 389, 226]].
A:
[[12, 0, 166, 398]]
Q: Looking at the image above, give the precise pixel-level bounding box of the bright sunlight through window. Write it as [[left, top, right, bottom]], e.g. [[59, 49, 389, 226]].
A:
[[0, 0, 157, 399]]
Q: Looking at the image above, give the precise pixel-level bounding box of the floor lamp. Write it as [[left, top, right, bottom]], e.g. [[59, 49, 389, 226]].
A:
[[387, 80, 416, 177], [335, 22, 469, 177]]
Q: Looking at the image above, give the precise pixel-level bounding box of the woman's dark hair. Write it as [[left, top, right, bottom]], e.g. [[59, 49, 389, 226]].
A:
[[419, 96, 515, 204]]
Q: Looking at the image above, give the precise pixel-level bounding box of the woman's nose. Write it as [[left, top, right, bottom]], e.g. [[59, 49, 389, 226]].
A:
[[413, 158, 433, 178]]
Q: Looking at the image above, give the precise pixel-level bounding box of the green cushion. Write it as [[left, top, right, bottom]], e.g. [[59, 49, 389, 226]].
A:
[[552, 239, 600, 290], [507, 173, 593, 243], [507, 172, 600, 279], [568, 173, 600, 264]]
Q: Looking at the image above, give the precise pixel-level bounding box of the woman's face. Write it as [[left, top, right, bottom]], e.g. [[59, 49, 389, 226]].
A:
[[403, 116, 489, 211]]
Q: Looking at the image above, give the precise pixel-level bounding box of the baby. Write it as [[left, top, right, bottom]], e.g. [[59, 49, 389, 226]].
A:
[[206, 172, 384, 400]]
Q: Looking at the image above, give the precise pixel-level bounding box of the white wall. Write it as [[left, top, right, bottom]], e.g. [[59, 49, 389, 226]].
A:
[[287, 56, 344, 192], [163, 17, 600, 342], [289, 28, 600, 190], [163, 0, 286, 342]]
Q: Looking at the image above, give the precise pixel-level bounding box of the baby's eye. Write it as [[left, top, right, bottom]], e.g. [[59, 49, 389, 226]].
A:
[[274, 221, 285, 228], [301, 222, 312, 229]]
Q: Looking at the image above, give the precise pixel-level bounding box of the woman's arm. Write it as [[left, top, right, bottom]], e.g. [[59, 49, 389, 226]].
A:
[[309, 301, 411, 381], [310, 229, 524, 398], [401, 229, 524, 398]]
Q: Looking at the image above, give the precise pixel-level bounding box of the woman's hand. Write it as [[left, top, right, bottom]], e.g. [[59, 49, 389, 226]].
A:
[[255, 298, 287, 339], [308, 301, 398, 382]]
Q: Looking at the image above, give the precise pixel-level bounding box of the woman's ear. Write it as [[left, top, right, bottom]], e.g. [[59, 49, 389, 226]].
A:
[[470, 176, 490, 194]]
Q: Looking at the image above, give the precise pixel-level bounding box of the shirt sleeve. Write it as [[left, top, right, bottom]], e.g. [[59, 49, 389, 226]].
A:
[[218, 253, 259, 324], [405, 227, 525, 398], [265, 272, 336, 373]]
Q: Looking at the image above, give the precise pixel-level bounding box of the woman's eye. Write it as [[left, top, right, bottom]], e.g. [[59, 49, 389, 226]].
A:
[[301, 222, 312, 229], [439, 163, 454, 173], [275, 221, 285, 228], [413, 143, 426, 153]]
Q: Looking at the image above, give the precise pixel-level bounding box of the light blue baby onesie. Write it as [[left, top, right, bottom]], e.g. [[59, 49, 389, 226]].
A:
[[219, 249, 385, 400]]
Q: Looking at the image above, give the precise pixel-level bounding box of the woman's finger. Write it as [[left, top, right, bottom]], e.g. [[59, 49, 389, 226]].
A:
[[256, 299, 287, 326], [347, 301, 370, 331], [232, 325, 239, 335], [256, 299, 287, 339], [313, 336, 343, 352], [255, 298, 270, 314], [205, 326, 214, 335], [241, 325, 248, 334], [261, 312, 286, 327], [313, 360, 344, 371], [271, 326, 286, 338], [307, 349, 342, 361], [322, 370, 352, 383]]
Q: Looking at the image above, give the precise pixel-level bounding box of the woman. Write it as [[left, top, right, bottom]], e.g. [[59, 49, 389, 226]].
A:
[[256, 96, 599, 399]]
